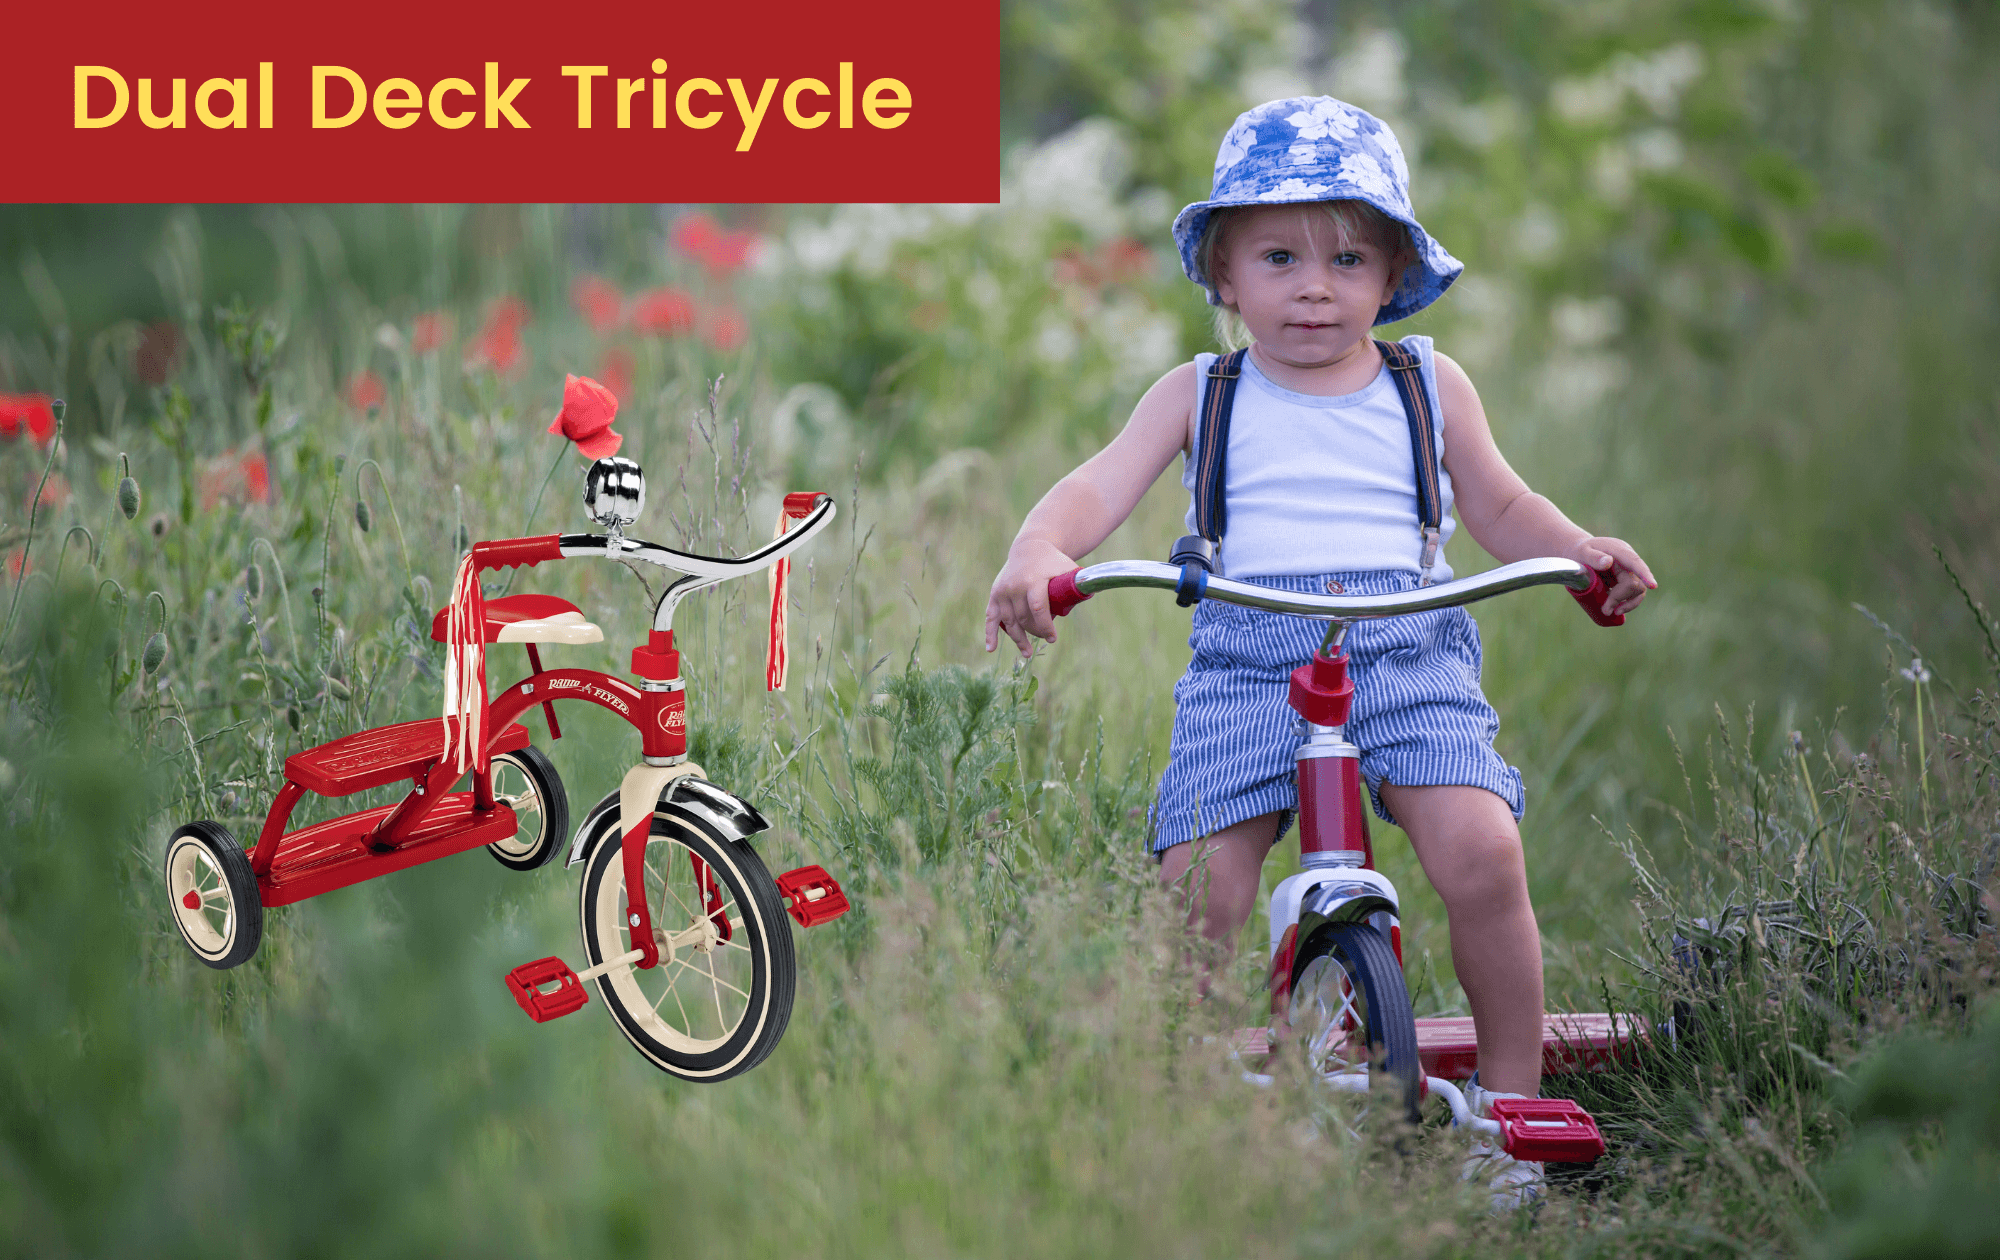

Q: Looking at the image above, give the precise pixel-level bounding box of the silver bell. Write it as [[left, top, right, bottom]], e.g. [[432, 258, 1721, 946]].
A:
[[583, 457, 645, 532]]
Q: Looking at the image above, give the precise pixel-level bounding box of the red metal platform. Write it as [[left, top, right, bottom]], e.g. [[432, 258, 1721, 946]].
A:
[[1416, 1014, 1642, 1079], [1230, 1012, 1642, 1075], [257, 792, 520, 907], [283, 719, 530, 797]]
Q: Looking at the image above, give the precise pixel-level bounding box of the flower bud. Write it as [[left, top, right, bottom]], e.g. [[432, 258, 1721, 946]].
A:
[[286, 705, 301, 732], [141, 631, 169, 674], [245, 562, 264, 601], [148, 513, 170, 538], [355, 498, 373, 532], [118, 475, 142, 520], [455, 524, 470, 553]]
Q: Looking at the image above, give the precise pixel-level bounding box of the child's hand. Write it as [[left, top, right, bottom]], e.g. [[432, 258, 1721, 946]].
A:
[[985, 539, 1080, 656], [1571, 536, 1657, 618]]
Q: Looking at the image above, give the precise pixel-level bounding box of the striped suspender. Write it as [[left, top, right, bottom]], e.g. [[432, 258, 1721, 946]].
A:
[[1192, 349, 1247, 546], [1373, 339, 1445, 586], [1188, 341, 1447, 586]]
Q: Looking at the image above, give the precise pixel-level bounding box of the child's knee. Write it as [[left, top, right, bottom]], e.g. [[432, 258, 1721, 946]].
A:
[[1431, 828, 1530, 911]]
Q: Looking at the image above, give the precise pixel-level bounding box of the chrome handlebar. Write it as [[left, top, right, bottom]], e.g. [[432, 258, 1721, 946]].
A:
[[553, 494, 838, 633], [1063, 556, 1602, 622]]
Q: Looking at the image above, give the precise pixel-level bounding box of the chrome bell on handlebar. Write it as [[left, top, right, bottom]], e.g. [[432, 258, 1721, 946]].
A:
[[583, 457, 646, 542]]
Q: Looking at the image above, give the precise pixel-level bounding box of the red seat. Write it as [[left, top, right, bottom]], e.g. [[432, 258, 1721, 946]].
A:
[[429, 594, 596, 646], [285, 718, 531, 797]]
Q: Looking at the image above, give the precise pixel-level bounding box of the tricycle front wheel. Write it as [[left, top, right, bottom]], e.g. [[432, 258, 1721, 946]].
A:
[[577, 810, 795, 1081], [165, 821, 263, 969]]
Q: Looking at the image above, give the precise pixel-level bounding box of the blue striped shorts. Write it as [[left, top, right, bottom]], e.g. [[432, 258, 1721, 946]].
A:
[[1149, 570, 1525, 853]]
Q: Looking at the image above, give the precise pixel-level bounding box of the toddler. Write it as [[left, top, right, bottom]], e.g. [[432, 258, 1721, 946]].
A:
[[984, 97, 1654, 1206]]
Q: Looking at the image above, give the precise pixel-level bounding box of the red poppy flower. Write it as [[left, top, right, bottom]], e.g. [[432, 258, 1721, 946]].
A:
[[198, 449, 274, 510], [136, 321, 183, 385], [599, 346, 634, 403], [705, 229, 759, 275], [571, 275, 625, 335], [241, 451, 272, 503], [5, 550, 28, 580], [671, 212, 759, 277], [346, 370, 387, 411], [0, 393, 57, 444], [671, 212, 722, 265], [411, 310, 454, 355], [547, 373, 622, 458], [488, 296, 531, 333], [467, 298, 530, 374], [631, 287, 695, 337], [702, 305, 748, 353]]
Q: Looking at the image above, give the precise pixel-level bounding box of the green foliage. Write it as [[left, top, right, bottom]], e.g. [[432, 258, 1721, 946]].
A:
[[1814, 1003, 2000, 1259], [3, 1, 2000, 1252]]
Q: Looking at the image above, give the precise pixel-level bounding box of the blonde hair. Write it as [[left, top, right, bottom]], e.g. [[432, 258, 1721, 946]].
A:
[[1196, 200, 1417, 349]]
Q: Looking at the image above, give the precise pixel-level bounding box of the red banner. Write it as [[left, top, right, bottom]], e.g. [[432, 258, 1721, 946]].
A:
[[5, 0, 998, 203]]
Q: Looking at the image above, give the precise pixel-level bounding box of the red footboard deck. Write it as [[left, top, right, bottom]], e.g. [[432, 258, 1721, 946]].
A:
[[257, 793, 518, 907], [1416, 1014, 1643, 1080], [284, 719, 530, 797]]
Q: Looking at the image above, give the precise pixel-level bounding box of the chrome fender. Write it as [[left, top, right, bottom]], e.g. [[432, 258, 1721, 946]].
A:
[[564, 776, 771, 868], [1267, 867, 1401, 958]]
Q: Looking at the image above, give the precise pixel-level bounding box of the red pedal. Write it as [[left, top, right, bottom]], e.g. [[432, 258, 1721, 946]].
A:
[[776, 865, 851, 927], [1489, 1097, 1606, 1163], [505, 956, 589, 1023]]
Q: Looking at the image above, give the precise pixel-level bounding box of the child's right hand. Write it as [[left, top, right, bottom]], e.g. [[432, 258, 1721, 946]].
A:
[[984, 539, 1081, 656]]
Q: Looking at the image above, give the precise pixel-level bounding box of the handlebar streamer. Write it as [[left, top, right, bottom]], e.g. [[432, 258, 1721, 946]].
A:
[[767, 492, 827, 691], [441, 553, 490, 774]]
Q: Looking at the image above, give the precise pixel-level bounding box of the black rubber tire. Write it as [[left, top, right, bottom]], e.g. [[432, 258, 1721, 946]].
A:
[[576, 804, 795, 1082], [1289, 920, 1422, 1123], [484, 746, 569, 872], [164, 821, 264, 969]]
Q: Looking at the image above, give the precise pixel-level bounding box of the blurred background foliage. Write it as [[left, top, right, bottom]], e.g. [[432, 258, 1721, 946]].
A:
[[2, 0, 1998, 1255]]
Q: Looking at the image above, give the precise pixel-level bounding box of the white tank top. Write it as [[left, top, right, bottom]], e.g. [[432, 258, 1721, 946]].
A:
[[1182, 335, 1457, 581]]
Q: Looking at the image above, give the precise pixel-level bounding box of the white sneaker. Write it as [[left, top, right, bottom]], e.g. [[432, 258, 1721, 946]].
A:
[[1458, 1076, 1545, 1212]]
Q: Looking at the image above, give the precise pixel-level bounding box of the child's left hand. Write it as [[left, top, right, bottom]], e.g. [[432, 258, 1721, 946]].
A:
[[1570, 536, 1656, 618]]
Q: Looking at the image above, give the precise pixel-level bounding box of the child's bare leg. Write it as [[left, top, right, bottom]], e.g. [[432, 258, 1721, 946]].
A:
[[1378, 784, 1544, 1098], [1158, 812, 1281, 960]]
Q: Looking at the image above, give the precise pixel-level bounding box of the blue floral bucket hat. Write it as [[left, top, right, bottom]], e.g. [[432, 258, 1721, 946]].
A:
[[1172, 96, 1463, 325]]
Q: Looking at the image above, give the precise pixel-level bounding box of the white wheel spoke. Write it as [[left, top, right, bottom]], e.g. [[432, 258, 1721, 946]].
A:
[[701, 968, 749, 1002], [706, 953, 726, 1028], [671, 975, 697, 1033]]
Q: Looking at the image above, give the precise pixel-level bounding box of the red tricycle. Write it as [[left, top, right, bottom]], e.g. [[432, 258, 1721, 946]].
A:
[[164, 456, 851, 1081], [1048, 547, 1641, 1154]]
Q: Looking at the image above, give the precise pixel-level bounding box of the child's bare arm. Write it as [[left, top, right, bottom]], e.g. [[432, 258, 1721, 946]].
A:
[[1435, 353, 1657, 618], [984, 363, 1197, 654]]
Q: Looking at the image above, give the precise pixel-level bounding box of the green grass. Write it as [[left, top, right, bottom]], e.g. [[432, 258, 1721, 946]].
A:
[[5, 2, 2000, 1253]]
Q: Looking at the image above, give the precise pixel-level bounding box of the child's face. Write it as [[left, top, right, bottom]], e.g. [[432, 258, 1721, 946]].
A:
[[1212, 205, 1403, 369]]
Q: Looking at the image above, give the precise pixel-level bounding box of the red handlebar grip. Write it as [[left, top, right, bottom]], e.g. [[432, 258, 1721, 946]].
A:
[[1568, 566, 1626, 627], [1048, 569, 1091, 618], [472, 535, 564, 572]]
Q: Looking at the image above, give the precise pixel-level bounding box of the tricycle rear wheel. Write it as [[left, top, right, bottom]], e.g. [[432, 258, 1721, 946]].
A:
[[485, 746, 568, 872], [165, 821, 263, 969]]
